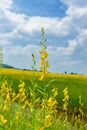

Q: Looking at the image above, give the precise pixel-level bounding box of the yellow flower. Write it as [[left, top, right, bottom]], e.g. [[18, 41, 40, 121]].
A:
[[52, 88, 58, 97], [6, 93, 10, 100], [63, 88, 68, 95], [41, 52, 48, 59], [63, 95, 69, 101], [63, 103, 68, 111], [40, 127, 44, 130], [39, 74, 44, 81], [0, 114, 7, 124], [47, 97, 53, 107], [47, 97, 58, 107], [3, 104, 8, 111], [63, 87, 69, 111], [19, 82, 25, 88], [44, 114, 52, 127]]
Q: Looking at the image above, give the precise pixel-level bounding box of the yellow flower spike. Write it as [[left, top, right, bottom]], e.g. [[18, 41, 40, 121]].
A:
[[63, 87, 69, 111], [63, 104, 67, 111], [44, 114, 52, 127], [39, 74, 44, 81], [40, 54, 45, 59], [52, 88, 58, 97], [0, 114, 7, 124], [18, 82, 25, 88], [47, 97, 58, 107], [47, 97, 53, 107], [40, 52, 48, 59], [63, 87, 68, 95], [38, 28, 49, 81]]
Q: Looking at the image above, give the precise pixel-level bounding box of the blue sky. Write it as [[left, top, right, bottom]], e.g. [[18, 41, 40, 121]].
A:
[[13, 0, 67, 17], [0, 0, 87, 74]]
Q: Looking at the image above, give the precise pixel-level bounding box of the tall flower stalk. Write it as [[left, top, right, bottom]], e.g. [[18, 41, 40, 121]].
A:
[[38, 27, 49, 81], [38, 27, 49, 128], [63, 87, 69, 121]]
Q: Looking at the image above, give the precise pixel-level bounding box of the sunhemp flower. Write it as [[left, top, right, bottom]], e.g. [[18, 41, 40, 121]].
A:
[[47, 97, 58, 107], [47, 89, 58, 115], [44, 114, 52, 127], [63, 87, 69, 111], [52, 88, 58, 97], [0, 114, 7, 124]]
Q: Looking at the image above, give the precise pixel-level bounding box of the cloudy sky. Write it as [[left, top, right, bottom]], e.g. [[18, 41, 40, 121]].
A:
[[0, 0, 87, 74]]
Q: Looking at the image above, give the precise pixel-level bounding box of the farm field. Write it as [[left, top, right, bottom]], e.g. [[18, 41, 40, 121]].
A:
[[1, 68, 87, 111], [0, 68, 87, 130]]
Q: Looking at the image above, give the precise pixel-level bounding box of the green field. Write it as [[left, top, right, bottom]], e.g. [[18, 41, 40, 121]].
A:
[[0, 69, 87, 129], [1, 69, 87, 112]]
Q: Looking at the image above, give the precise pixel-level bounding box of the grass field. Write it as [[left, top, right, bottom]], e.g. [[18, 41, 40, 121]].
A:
[[1, 68, 87, 111], [0, 68, 87, 129]]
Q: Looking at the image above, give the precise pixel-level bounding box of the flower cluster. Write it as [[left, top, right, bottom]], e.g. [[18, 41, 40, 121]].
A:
[[63, 87, 69, 111], [40, 88, 58, 129]]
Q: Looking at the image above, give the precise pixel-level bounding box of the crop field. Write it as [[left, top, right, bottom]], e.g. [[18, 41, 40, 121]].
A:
[[0, 68, 87, 130], [0, 68, 87, 111]]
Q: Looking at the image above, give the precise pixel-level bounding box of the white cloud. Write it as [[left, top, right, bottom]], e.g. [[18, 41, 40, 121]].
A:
[[61, 0, 87, 7], [4, 10, 69, 37], [60, 60, 82, 66], [4, 10, 28, 26], [0, 29, 19, 39], [67, 6, 87, 17], [0, 39, 11, 46], [3, 45, 40, 56], [0, 0, 13, 11], [47, 39, 77, 55]]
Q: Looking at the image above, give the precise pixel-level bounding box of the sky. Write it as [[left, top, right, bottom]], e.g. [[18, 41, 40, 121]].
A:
[[0, 0, 87, 74]]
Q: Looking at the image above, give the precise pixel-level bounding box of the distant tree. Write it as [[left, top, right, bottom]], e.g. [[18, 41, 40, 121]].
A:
[[64, 71, 67, 74]]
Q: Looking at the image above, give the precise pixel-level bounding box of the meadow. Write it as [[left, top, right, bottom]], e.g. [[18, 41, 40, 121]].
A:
[[0, 68, 87, 130], [0, 28, 87, 130], [1, 68, 87, 112]]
